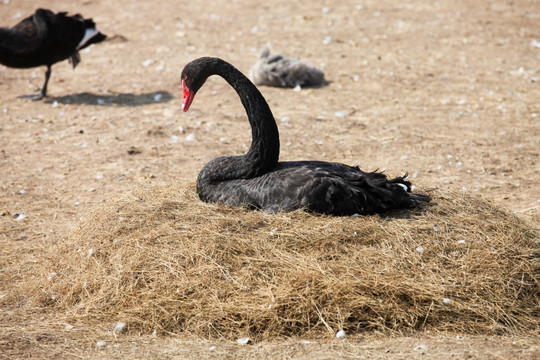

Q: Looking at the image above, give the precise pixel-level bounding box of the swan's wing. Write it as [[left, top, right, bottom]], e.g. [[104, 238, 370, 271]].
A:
[[279, 163, 428, 215], [0, 13, 42, 56], [44, 11, 106, 65], [200, 161, 429, 215], [13, 12, 43, 37]]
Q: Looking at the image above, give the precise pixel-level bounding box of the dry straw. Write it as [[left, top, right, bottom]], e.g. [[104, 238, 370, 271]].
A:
[[32, 183, 539, 340]]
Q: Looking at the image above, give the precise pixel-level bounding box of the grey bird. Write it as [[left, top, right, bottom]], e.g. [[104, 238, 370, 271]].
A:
[[249, 45, 325, 88]]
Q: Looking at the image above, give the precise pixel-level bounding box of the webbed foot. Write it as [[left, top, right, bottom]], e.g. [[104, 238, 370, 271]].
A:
[[19, 91, 46, 101]]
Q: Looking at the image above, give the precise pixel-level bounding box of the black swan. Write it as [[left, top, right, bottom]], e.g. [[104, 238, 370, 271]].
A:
[[181, 57, 431, 215], [0, 8, 107, 100], [249, 45, 325, 88]]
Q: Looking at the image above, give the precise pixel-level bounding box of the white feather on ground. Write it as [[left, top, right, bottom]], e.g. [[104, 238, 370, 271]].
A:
[[249, 45, 325, 88]]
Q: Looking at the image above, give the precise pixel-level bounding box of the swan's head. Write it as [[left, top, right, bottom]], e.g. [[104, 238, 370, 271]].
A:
[[181, 57, 230, 111], [182, 71, 208, 111], [181, 58, 215, 112]]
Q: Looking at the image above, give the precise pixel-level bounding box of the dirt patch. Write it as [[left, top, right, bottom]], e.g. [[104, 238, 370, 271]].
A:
[[1, 0, 539, 358]]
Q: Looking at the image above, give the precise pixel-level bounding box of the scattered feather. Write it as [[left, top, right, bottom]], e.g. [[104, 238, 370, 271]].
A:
[[12, 213, 26, 221], [142, 59, 154, 67], [47, 272, 57, 280], [237, 337, 251, 345], [114, 321, 127, 333]]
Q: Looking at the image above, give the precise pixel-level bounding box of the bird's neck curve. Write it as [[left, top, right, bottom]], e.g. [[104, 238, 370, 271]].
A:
[[198, 58, 280, 185]]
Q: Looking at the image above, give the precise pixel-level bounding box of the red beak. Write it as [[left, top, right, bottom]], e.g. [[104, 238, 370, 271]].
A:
[[182, 79, 195, 112]]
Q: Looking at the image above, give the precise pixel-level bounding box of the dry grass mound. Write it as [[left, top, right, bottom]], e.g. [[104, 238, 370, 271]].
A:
[[32, 183, 539, 340]]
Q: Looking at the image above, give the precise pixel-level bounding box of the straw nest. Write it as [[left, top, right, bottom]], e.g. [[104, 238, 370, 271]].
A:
[[33, 183, 539, 340]]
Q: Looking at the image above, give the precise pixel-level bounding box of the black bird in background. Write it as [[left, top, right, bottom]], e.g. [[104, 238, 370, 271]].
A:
[[0, 8, 106, 100]]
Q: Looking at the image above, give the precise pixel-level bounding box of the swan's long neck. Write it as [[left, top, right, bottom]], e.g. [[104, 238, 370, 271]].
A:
[[198, 58, 280, 185]]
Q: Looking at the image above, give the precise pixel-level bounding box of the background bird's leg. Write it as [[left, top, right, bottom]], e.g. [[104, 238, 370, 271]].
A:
[[40, 65, 52, 97], [19, 65, 51, 101]]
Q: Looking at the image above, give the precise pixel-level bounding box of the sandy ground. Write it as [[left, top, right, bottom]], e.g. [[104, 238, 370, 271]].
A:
[[1, 0, 539, 358]]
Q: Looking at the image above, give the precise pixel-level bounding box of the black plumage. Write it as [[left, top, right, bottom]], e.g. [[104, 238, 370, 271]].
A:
[[0, 8, 106, 100], [181, 57, 431, 216]]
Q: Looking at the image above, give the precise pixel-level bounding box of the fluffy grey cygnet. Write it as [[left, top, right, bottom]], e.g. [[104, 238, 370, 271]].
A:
[[249, 45, 325, 88]]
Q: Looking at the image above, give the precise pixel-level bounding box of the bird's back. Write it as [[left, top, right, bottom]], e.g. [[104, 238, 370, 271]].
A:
[[0, 13, 42, 67], [197, 160, 430, 215]]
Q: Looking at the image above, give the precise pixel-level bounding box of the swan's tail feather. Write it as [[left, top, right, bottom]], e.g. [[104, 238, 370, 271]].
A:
[[382, 173, 431, 211], [343, 172, 431, 215]]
